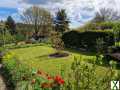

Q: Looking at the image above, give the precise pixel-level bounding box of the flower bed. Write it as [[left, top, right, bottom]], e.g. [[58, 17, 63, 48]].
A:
[[2, 51, 32, 89], [2, 51, 65, 90], [31, 69, 65, 90]]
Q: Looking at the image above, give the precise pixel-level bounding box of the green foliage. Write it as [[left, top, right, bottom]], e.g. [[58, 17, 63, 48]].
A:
[[105, 59, 120, 70], [0, 30, 15, 46], [0, 47, 4, 52], [79, 22, 119, 31], [62, 31, 114, 52], [2, 45, 120, 90], [109, 60, 117, 69], [96, 38, 105, 54], [30, 69, 65, 90], [63, 57, 118, 90], [99, 22, 115, 30], [15, 33, 26, 42], [113, 24, 120, 46], [95, 54, 104, 65]]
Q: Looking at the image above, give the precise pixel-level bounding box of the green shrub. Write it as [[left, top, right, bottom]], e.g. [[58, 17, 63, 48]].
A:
[[0, 30, 15, 46], [15, 33, 26, 42], [63, 57, 118, 90], [113, 23, 120, 46], [109, 60, 120, 69], [0, 47, 4, 52], [62, 31, 114, 52], [98, 22, 115, 30], [109, 60, 117, 69]]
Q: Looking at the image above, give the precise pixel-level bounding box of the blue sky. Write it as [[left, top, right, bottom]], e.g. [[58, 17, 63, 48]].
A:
[[0, 0, 120, 28]]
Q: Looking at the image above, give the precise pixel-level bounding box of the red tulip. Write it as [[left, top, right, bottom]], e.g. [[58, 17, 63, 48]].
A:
[[59, 79, 64, 84]]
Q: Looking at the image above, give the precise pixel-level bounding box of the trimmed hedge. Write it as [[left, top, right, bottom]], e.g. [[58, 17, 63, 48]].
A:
[[62, 31, 114, 52]]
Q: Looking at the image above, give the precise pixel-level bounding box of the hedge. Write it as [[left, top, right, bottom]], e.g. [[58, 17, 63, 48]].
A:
[[62, 30, 115, 52]]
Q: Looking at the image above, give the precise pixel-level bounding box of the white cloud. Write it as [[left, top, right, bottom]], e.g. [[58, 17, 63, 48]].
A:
[[1, 0, 120, 28]]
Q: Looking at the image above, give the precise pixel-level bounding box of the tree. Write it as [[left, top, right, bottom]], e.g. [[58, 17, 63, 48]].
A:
[[5, 16, 16, 35], [92, 8, 120, 23], [54, 9, 69, 34], [21, 6, 53, 40], [51, 31, 64, 50]]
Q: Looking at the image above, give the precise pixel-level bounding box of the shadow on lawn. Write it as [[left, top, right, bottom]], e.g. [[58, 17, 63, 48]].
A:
[[65, 48, 96, 56], [35, 52, 69, 60], [35, 54, 49, 59]]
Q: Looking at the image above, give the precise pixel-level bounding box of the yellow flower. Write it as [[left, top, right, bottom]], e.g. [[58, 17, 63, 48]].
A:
[[3, 52, 15, 60]]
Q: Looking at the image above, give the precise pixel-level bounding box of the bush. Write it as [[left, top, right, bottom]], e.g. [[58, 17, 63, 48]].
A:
[[63, 57, 118, 90], [62, 31, 114, 52], [109, 60, 117, 69], [0, 31, 15, 46], [15, 33, 26, 42], [113, 23, 120, 46], [97, 22, 115, 30]]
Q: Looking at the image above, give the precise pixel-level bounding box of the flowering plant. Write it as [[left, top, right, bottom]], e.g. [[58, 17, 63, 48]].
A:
[[31, 69, 65, 90]]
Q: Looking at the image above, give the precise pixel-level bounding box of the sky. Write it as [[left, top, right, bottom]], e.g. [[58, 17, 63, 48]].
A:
[[0, 0, 120, 28]]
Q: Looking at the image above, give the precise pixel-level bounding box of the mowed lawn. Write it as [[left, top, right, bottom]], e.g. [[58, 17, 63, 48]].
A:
[[10, 45, 114, 77]]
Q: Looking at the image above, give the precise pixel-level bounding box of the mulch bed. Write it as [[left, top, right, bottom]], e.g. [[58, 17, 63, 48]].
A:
[[49, 52, 69, 58]]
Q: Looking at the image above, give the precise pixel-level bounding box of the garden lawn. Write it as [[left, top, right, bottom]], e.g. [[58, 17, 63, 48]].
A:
[[10, 45, 113, 77]]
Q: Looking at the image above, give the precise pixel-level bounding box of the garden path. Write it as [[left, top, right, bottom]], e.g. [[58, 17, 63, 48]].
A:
[[0, 64, 7, 90]]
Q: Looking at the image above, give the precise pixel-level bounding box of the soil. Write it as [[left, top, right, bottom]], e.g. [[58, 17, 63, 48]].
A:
[[49, 52, 69, 58]]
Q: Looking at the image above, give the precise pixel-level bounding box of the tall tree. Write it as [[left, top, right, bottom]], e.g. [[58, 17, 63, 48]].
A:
[[21, 6, 53, 40], [5, 16, 16, 35], [93, 8, 120, 23], [54, 9, 69, 34]]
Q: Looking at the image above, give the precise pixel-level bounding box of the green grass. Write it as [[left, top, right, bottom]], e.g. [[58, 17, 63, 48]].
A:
[[3, 44, 119, 90], [9, 44, 115, 78]]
